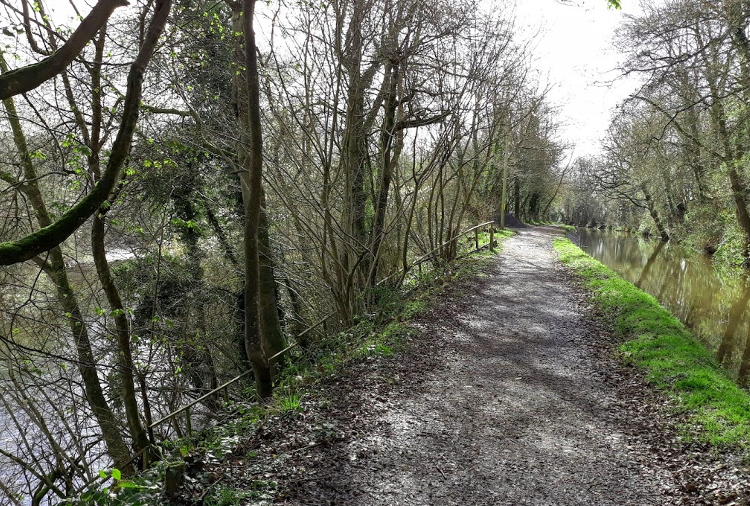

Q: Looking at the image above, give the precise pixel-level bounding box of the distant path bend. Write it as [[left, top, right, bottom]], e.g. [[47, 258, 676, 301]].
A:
[[283, 226, 674, 505]]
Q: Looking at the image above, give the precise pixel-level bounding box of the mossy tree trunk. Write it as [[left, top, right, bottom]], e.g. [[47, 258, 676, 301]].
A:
[[640, 184, 670, 242], [237, 0, 273, 399], [92, 215, 153, 466], [0, 0, 172, 265], [1, 55, 134, 474]]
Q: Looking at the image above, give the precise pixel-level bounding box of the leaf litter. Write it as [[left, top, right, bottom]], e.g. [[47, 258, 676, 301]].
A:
[[172, 226, 750, 505]]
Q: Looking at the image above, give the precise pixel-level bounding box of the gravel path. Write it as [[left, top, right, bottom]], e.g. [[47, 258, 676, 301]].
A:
[[361, 226, 670, 505], [257, 226, 747, 505], [277, 226, 669, 505]]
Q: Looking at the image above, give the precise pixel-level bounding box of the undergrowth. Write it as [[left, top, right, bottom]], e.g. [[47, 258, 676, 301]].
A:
[[554, 238, 750, 450], [69, 229, 514, 505]]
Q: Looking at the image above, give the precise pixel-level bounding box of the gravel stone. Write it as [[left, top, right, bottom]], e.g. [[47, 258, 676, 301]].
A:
[[234, 226, 750, 506]]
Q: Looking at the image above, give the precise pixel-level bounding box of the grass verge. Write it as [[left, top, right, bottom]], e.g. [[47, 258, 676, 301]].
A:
[[554, 238, 750, 449], [527, 220, 576, 233]]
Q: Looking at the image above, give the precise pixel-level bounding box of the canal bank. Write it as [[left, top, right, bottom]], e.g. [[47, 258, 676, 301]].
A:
[[556, 237, 750, 449], [240, 226, 750, 505], [577, 228, 750, 385]]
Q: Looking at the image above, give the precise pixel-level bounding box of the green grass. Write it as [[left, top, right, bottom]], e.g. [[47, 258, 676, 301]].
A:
[[489, 228, 515, 242], [203, 482, 276, 505], [278, 393, 302, 414], [554, 223, 576, 233], [554, 238, 750, 449], [527, 220, 576, 232]]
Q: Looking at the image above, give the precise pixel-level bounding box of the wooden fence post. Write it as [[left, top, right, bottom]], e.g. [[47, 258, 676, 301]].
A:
[[490, 228, 495, 251]]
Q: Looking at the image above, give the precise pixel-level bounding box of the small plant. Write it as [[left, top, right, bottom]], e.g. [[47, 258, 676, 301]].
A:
[[203, 481, 278, 505], [204, 485, 263, 506], [359, 342, 393, 357], [279, 393, 302, 414]]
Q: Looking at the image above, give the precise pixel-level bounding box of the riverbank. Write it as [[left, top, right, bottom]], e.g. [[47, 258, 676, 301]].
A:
[[576, 227, 750, 385], [89, 227, 750, 505], [555, 238, 750, 448], [183, 226, 748, 505], [78, 230, 512, 504]]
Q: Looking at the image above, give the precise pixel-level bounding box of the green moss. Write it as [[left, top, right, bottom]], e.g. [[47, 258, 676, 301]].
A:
[[525, 220, 576, 232], [555, 223, 577, 233], [555, 238, 750, 449]]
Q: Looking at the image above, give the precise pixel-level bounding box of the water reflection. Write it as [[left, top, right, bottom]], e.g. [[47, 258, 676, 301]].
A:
[[636, 241, 665, 289], [578, 228, 750, 385]]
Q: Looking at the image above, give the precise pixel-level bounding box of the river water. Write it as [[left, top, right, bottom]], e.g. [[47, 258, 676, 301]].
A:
[[0, 246, 200, 504], [577, 228, 750, 385]]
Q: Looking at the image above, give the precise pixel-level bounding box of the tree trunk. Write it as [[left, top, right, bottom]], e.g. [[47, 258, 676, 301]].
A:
[[91, 215, 153, 466], [339, 0, 385, 302], [259, 193, 286, 374], [284, 275, 309, 350], [240, 0, 273, 399], [641, 184, 670, 242], [368, 60, 402, 287]]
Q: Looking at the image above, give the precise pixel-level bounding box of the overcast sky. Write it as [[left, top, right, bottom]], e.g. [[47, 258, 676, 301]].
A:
[[39, 0, 643, 158], [513, 0, 644, 157]]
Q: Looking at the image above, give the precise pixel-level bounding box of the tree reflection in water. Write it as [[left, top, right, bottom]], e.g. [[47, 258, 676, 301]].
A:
[[578, 228, 750, 386]]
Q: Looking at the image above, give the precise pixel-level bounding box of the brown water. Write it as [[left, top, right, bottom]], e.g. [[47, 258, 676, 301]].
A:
[[577, 228, 750, 385]]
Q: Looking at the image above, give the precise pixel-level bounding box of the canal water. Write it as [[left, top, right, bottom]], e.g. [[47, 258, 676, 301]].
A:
[[577, 228, 750, 385]]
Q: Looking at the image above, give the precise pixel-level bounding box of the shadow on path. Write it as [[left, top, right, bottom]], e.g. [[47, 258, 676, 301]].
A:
[[281, 226, 671, 506]]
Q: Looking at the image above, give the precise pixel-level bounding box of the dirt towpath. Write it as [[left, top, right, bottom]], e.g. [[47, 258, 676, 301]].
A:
[[270, 226, 747, 505]]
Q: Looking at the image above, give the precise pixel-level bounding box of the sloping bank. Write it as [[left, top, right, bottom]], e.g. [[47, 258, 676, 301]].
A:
[[555, 238, 750, 450], [78, 230, 514, 505]]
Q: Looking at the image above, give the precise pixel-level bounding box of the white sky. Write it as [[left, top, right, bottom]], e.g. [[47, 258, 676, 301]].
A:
[[513, 0, 644, 157], [35, 0, 643, 158]]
